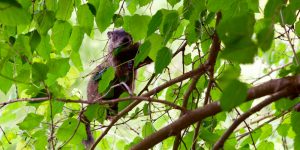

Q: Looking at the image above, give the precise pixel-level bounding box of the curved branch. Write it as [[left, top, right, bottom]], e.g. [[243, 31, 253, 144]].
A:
[[132, 75, 300, 149], [213, 87, 293, 149]]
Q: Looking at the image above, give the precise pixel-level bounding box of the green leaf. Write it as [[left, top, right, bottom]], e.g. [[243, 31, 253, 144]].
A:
[[291, 112, 300, 134], [98, 67, 116, 93], [113, 14, 124, 27], [179, 132, 194, 149], [138, 0, 151, 7], [184, 53, 192, 66], [35, 10, 56, 35], [77, 4, 94, 35], [134, 41, 151, 67], [221, 37, 257, 64], [185, 21, 201, 45], [220, 80, 248, 111], [0, 62, 14, 93], [47, 58, 70, 78], [56, 0, 74, 20], [123, 15, 151, 41], [207, 0, 235, 12], [14, 35, 32, 60], [147, 33, 164, 61], [95, 0, 117, 32], [142, 104, 149, 116], [45, 0, 57, 11], [295, 135, 300, 150], [71, 51, 83, 71], [32, 63, 49, 81], [217, 12, 255, 45], [264, 0, 285, 21], [84, 104, 106, 123], [275, 98, 299, 112], [51, 21, 72, 51], [218, 64, 241, 82], [28, 30, 41, 52], [46, 100, 64, 121], [167, 0, 180, 6], [281, 5, 297, 25], [56, 118, 87, 144], [256, 19, 274, 51], [183, 0, 205, 20], [290, 0, 300, 8], [0, 0, 31, 26], [260, 124, 272, 140], [257, 141, 274, 150], [246, 0, 259, 12], [239, 101, 252, 112], [17, 113, 44, 131], [118, 92, 132, 112], [155, 47, 172, 74], [125, 136, 143, 149], [142, 122, 156, 138], [210, 87, 222, 101], [165, 84, 180, 103], [199, 128, 219, 143], [127, 0, 138, 14], [161, 11, 180, 44], [69, 26, 84, 52], [36, 34, 51, 60], [32, 129, 47, 149], [147, 10, 163, 37], [295, 21, 300, 37], [277, 124, 290, 137]]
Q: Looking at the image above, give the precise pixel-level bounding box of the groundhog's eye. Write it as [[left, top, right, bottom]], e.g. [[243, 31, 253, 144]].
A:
[[113, 36, 118, 41]]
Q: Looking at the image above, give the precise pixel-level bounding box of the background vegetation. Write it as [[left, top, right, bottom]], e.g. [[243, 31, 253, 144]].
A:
[[0, 0, 300, 149]]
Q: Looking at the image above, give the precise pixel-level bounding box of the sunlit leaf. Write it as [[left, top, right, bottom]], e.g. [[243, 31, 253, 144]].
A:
[[220, 80, 248, 111], [84, 104, 106, 123], [134, 41, 151, 67], [147, 10, 163, 37], [155, 47, 172, 74], [17, 113, 43, 131], [35, 10, 56, 35], [77, 4, 94, 35], [0, 0, 31, 26], [56, 0, 74, 20], [256, 19, 274, 51], [295, 21, 300, 36], [98, 67, 116, 93], [51, 21, 72, 51], [69, 26, 84, 52], [142, 122, 156, 138], [56, 118, 87, 144], [123, 15, 151, 41], [95, 0, 117, 32]]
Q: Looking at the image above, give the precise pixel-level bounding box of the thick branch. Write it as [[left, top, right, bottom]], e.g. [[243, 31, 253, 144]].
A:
[[132, 75, 300, 149]]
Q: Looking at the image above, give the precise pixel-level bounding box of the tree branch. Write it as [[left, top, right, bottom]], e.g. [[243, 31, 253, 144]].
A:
[[132, 75, 300, 149], [213, 87, 294, 149]]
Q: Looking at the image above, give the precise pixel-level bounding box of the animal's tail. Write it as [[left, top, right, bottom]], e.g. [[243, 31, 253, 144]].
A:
[[80, 112, 94, 149]]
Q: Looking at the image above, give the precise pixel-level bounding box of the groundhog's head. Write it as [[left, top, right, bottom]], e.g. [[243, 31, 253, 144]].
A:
[[107, 29, 133, 53]]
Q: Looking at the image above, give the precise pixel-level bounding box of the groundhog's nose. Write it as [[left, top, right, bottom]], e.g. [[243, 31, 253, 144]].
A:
[[122, 37, 130, 44]]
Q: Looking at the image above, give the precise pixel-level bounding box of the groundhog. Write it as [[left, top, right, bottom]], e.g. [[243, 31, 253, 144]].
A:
[[83, 29, 151, 148], [87, 29, 139, 113]]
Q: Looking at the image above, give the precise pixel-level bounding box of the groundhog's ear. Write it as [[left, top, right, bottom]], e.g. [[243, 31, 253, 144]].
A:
[[107, 31, 112, 39]]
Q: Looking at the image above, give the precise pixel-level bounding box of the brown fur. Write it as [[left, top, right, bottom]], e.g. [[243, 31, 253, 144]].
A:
[[83, 29, 141, 148]]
